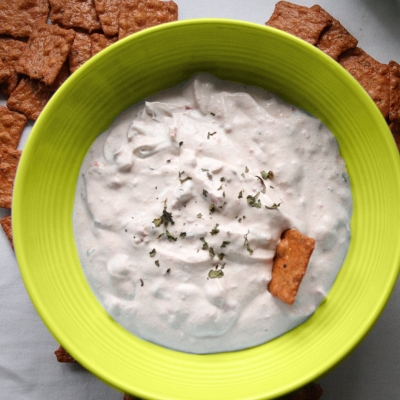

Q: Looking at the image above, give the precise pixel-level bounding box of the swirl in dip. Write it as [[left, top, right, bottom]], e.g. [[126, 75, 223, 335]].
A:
[[73, 73, 352, 354]]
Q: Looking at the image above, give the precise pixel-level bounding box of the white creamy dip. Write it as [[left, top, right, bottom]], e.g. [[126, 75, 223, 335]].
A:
[[73, 73, 352, 354]]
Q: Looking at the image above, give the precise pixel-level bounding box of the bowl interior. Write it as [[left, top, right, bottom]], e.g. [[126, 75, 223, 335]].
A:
[[12, 19, 400, 399]]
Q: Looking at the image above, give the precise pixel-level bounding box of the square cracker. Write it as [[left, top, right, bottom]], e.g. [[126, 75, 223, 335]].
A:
[[62, 0, 102, 33], [268, 229, 315, 305], [118, 0, 178, 40], [94, 0, 121, 37], [339, 47, 390, 118], [0, 65, 19, 96], [0, 0, 50, 38], [90, 33, 117, 56], [0, 215, 14, 249], [54, 345, 78, 363], [0, 106, 28, 149], [15, 23, 75, 86], [0, 145, 22, 209], [388, 60, 400, 125], [265, 1, 332, 45], [68, 30, 92, 73], [0, 37, 27, 67], [311, 5, 358, 60], [7, 78, 53, 121], [49, 0, 66, 24]]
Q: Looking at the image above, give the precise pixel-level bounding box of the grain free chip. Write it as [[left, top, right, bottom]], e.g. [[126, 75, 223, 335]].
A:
[[0, 215, 13, 249], [339, 47, 390, 118], [0, 66, 18, 96], [49, 0, 66, 24], [0, 106, 28, 149], [15, 23, 75, 86], [265, 1, 332, 45], [90, 33, 117, 56], [0, 37, 27, 67], [40, 62, 71, 92], [268, 229, 315, 305], [0, 38, 27, 95], [389, 60, 400, 124], [68, 30, 92, 73], [94, 0, 121, 37], [63, 0, 102, 33], [119, 0, 178, 39], [0, 0, 50, 38], [0, 145, 22, 209], [54, 345, 78, 363], [7, 78, 53, 120], [311, 5, 358, 60]]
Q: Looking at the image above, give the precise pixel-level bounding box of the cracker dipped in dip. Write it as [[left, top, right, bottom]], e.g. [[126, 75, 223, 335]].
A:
[[72, 73, 352, 354]]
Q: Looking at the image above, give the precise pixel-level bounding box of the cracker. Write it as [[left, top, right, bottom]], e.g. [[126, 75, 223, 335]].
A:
[[7, 78, 53, 121], [311, 5, 358, 60], [90, 33, 117, 56], [265, 1, 332, 45], [41, 62, 70, 91], [339, 47, 390, 118], [0, 215, 13, 249], [0, 145, 22, 209], [118, 0, 178, 40], [0, 37, 27, 67], [94, 0, 121, 37], [268, 229, 315, 305], [0, 66, 19, 96], [388, 60, 400, 125], [0, 0, 50, 38], [54, 345, 78, 363], [0, 106, 28, 149], [62, 0, 102, 33], [15, 23, 75, 86], [49, 0, 66, 24], [68, 30, 92, 73]]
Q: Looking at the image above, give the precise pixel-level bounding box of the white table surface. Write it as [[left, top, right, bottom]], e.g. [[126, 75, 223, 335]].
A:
[[1, 1, 399, 399]]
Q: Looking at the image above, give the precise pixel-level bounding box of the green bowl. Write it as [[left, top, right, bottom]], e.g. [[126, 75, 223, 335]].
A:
[[12, 19, 400, 399]]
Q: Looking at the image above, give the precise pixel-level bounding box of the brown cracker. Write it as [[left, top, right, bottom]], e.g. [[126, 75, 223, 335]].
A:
[[15, 23, 75, 86], [388, 60, 400, 124], [0, 145, 22, 209], [90, 33, 117, 56], [118, 0, 178, 40], [0, 106, 28, 149], [0, 0, 50, 38], [68, 30, 92, 73], [0, 215, 13, 249], [0, 66, 19, 96], [339, 47, 390, 118], [41, 62, 71, 91], [49, 0, 67, 24], [311, 5, 358, 60], [62, 0, 102, 33], [268, 229, 315, 305], [54, 345, 78, 363], [265, 1, 332, 45], [0, 37, 27, 67], [7, 78, 53, 120], [94, 0, 121, 37]]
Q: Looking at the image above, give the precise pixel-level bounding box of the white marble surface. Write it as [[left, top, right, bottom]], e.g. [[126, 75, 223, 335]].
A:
[[1, 1, 399, 399]]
